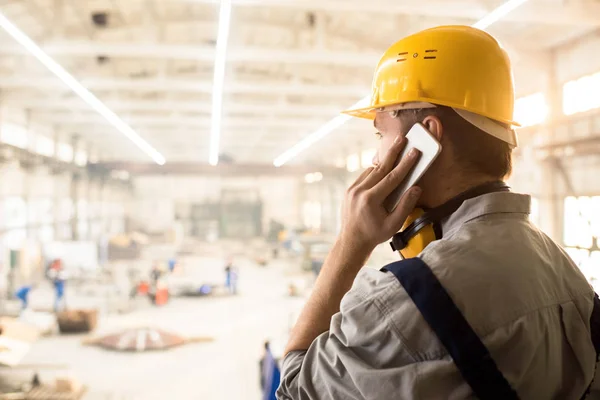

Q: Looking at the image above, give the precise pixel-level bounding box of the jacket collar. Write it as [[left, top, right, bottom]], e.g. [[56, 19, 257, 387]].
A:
[[440, 192, 531, 236]]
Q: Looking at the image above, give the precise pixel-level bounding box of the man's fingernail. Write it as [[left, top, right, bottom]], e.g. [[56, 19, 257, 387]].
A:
[[393, 136, 402, 145], [408, 148, 418, 157], [412, 187, 422, 198]]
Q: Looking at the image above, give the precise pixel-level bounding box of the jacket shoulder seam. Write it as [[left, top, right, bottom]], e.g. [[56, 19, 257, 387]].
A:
[[370, 277, 422, 363]]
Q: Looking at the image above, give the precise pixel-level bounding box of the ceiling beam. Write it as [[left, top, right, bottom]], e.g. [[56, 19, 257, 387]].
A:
[[534, 136, 600, 159], [0, 42, 380, 67], [0, 39, 545, 63], [95, 161, 346, 176], [9, 98, 344, 116], [29, 112, 348, 129], [0, 76, 368, 97], [66, 124, 367, 138], [178, 0, 600, 26]]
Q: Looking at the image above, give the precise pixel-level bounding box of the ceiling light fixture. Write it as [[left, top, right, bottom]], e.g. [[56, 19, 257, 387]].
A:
[[273, 96, 370, 167], [0, 10, 166, 165], [209, 0, 232, 166], [472, 0, 530, 30], [272, 0, 531, 167]]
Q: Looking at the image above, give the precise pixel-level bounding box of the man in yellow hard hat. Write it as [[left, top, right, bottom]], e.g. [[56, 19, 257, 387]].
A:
[[277, 26, 600, 399]]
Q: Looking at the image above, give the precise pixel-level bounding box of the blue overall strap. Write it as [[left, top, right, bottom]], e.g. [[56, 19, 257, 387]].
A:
[[383, 258, 519, 400]]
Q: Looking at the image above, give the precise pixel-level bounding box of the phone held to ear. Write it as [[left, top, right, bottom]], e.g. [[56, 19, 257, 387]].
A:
[[383, 123, 442, 213]]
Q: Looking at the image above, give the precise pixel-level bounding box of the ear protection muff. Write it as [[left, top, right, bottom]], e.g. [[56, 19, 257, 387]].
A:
[[391, 181, 510, 259], [393, 208, 438, 259]]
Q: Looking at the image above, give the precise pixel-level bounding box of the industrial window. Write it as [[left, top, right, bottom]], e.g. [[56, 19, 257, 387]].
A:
[[109, 203, 126, 235], [514, 92, 548, 127], [302, 201, 321, 231], [361, 148, 377, 168], [89, 201, 101, 239], [57, 143, 74, 162], [346, 154, 360, 172], [0, 123, 28, 149], [563, 196, 600, 289], [304, 172, 323, 183], [2, 196, 27, 248], [35, 135, 55, 156], [28, 198, 54, 242], [77, 200, 89, 239], [563, 71, 600, 116], [74, 150, 88, 166], [57, 198, 74, 240], [3, 197, 27, 229]]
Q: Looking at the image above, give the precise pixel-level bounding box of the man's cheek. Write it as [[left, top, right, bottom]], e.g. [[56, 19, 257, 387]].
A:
[[378, 136, 397, 162]]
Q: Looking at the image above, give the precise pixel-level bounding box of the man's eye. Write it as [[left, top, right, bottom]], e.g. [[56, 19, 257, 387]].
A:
[[375, 132, 383, 140]]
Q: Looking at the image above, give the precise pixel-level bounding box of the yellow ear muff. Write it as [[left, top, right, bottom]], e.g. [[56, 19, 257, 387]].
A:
[[398, 208, 437, 259]]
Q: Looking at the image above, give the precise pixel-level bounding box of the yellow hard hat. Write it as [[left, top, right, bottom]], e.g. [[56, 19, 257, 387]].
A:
[[343, 25, 518, 127]]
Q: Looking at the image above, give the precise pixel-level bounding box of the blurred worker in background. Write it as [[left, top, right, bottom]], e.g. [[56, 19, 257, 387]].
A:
[[260, 341, 281, 400], [168, 258, 177, 273], [15, 282, 35, 312], [47, 258, 67, 312], [267, 219, 285, 258], [259, 341, 271, 391], [147, 261, 169, 306], [224, 257, 238, 295], [278, 26, 600, 399], [150, 261, 162, 285]]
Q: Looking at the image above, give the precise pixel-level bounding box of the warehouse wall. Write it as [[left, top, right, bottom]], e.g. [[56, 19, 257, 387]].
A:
[[1, 100, 133, 241], [132, 176, 304, 233], [520, 31, 600, 242], [555, 31, 600, 84], [302, 177, 346, 234], [0, 161, 133, 293], [0, 162, 132, 243], [513, 57, 550, 98]]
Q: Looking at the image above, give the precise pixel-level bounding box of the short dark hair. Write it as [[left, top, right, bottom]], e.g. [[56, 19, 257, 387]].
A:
[[396, 106, 513, 179]]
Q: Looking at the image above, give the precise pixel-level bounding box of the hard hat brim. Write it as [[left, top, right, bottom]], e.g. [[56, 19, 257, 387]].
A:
[[341, 106, 376, 120], [342, 101, 521, 128]]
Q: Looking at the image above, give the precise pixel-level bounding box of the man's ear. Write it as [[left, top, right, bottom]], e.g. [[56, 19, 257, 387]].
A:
[[421, 115, 443, 142]]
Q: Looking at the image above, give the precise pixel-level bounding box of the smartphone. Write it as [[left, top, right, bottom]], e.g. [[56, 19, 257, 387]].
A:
[[383, 123, 442, 213]]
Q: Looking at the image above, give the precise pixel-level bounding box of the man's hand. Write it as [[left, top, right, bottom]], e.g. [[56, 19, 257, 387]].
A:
[[283, 135, 422, 356], [340, 136, 422, 252]]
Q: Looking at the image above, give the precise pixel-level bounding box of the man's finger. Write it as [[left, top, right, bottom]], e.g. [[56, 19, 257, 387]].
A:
[[348, 167, 374, 191], [370, 148, 420, 199], [360, 136, 407, 189], [384, 186, 422, 232]]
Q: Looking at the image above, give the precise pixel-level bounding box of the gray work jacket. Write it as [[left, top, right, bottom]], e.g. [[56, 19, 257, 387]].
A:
[[277, 192, 599, 399]]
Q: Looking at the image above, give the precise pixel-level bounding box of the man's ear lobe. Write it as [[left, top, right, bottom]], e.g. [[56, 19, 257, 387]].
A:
[[422, 115, 443, 142]]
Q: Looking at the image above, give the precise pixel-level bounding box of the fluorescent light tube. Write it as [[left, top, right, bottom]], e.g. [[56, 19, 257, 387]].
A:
[[0, 10, 166, 165], [209, 0, 232, 166], [472, 0, 530, 30], [273, 96, 370, 167]]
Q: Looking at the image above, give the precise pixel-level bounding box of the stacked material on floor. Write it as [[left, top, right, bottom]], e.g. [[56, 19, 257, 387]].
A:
[[18, 311, 56, 336], [83, 328, 213, 352], [0, 377, 86, 400], [26, 378, 86, 400], [0, 317, 40, 367], [178, 284, 214, 297], [107, 232, 148, 260]]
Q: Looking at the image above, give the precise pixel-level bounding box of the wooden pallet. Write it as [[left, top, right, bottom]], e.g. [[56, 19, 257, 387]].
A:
[[25, 385, 86, 400], [56, 310, 97, 334]]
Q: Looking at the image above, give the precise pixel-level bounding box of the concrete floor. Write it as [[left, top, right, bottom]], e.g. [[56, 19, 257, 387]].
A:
[[11, 256, 307, 400]]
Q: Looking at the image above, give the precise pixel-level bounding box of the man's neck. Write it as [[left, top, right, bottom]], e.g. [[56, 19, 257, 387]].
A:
[[419, 174, 500, 209]]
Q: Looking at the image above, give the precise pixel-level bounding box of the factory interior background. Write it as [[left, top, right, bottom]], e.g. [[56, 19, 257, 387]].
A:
[[0, 0, 600, 399]]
